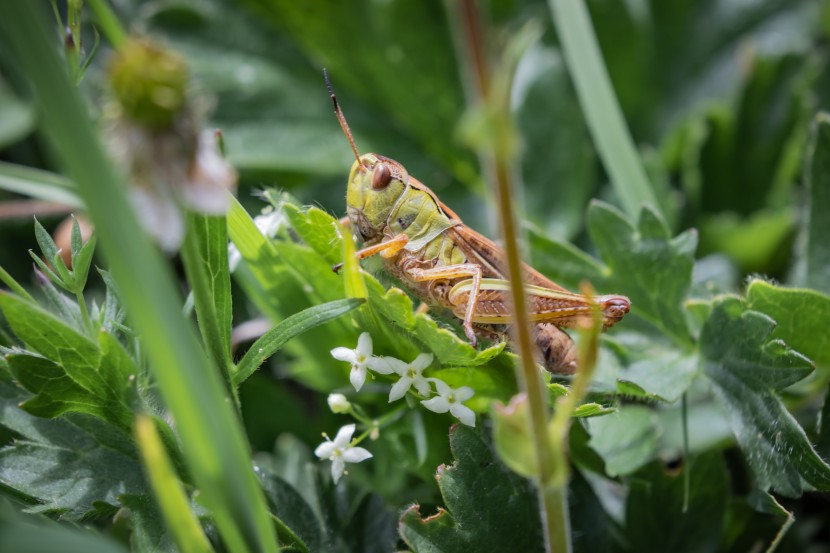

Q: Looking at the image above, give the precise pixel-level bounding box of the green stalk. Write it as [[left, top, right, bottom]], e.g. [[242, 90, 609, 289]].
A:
[[86, 0, 127, 49], [75, 289, 93, 335], [0, 5, 278, 552], [451, 2, 567, 551], [547, 0, 658, 219]]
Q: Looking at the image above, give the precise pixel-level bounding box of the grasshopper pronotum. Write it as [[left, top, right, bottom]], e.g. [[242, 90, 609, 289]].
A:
[[325, 71, 630, 373]]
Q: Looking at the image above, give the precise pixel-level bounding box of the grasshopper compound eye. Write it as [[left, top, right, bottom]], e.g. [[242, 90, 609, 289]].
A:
[[372, 163, 393, 190]]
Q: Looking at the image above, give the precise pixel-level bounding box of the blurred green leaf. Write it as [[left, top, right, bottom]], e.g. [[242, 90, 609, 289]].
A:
[[586, 405, 659, 477], [399, 425, 544, 552], [701, 296, 830, 496], [0, 88, 34, 149], [513, 43, 595, 239], [624, 452, 728, 553], [0, 162, 82, 207], [746, 280, 830, 371], [798, 113, 830, 294], [492, 394, 536, 478]]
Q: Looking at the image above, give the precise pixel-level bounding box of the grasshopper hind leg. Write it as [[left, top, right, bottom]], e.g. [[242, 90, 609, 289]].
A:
[[535, 323, 578, 375]]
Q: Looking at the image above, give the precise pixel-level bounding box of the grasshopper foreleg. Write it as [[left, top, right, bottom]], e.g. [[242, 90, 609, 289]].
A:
[[405, 263, 483, 347], [332, 233, 409, 273]]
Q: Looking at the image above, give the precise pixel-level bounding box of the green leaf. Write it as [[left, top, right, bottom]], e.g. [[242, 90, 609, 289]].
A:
[[0, 521, 128, 553], [624, 452, 728, 553], [514, 44, 595, 239], [798, 113, 830, 294], [586, 405, 660, 477], [0, 87, 34, 149], [588, 201, 696, 346], [118, 494, 176, 553], [1, 292, 105, 396], [32, 218, 61, 276], [181, 213, 234, 391], [281, 203, 342, 266], [0, 381, 146, 518], [258, 469, 321, 553], [701, 296, 830, 496], [399, 425, 544, 552], [0, 161, 82, 207], [746, 280, 830, 371], [233, 298, 364, 386]]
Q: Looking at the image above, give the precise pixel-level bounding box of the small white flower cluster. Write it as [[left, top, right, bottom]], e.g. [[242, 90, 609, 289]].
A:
[[330, 332, 475, 426], [315, 332, 476, 483]]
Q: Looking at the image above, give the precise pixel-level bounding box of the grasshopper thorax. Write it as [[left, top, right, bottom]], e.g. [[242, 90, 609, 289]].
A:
[[346, 153, 410, 244]]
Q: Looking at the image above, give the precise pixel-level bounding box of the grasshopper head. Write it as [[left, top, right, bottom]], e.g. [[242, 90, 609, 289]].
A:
[[346, 153, 409, 243]]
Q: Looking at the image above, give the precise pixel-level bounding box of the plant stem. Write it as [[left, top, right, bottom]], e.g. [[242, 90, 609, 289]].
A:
[[75, 289, 93, 335], [86, 0, 127, 48], [547, 0, 658, 219], [451, 1, 568, 551]]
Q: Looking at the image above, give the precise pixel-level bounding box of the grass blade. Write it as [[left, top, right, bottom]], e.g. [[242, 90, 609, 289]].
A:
[[547, 0, 658, 218], [0, 161, 82, 206], [233, 298, 364, 386], [135, 416, 213, 553]]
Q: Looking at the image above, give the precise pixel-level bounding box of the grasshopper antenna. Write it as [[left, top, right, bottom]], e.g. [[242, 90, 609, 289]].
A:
[[323, 68, 366, 171]]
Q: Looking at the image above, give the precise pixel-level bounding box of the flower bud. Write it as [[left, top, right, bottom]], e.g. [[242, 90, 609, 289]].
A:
[[327, 393, 351, 414]]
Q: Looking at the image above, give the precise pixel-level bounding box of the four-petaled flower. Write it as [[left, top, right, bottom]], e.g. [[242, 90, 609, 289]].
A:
[[331, 332, 392, 391], [386, 353, 433, 402], [421, 379, 476, 427], [314, 424, 372, 483]]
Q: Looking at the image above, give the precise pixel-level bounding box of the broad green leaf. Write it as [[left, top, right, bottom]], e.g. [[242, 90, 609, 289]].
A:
[[701, 296, 830, 496], [0, 381, 146, 518], [281, 203, 342, 265], [258, 469, 322, 553], [746, 280, 830, 371], [527, 225, 609, 291], [399, 425, 544, 552], [492, 394, 536, 478], [118, 494, 176, 553], [181, 213, 234, 389], [1, 292, 105, 396], [615, 347, 698, 403], [586, 405, 660, 477], [798, 113, 830, 294], [233, 298, 364, 385], [587, 201, 696, 346], [624, 452, 728, 553]]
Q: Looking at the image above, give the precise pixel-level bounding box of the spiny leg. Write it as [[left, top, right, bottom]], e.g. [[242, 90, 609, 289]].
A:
[[406, 263, 482, 346], [332, 233, 409, 272]]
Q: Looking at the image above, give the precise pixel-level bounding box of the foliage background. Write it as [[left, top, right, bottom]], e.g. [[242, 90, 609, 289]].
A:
[[0, 0, 830, 552]]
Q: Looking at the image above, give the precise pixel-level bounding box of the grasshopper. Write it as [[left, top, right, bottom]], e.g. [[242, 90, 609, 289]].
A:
[[325, 71, 630, 373]]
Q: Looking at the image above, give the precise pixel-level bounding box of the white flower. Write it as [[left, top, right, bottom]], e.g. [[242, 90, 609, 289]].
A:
[[314, 424, 372, 483], [421, 379, 476, 427], [331, 332, 392, 391], [327, 393, 351, 414], [386, 353, 433, 402]]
